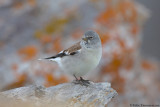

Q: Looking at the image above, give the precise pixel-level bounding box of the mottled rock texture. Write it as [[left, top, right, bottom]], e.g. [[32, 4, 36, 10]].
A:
[[0, 82, 117, 107]]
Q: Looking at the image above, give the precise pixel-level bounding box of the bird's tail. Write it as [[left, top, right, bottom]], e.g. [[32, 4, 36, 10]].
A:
[[38, 56, 60, 62]]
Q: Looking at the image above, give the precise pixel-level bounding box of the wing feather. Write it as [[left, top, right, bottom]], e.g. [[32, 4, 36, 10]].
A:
[[45, 42, 81, 59]]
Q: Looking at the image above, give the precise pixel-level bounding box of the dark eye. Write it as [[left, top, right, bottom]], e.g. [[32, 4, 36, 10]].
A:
[[88, 37, 93, 39]]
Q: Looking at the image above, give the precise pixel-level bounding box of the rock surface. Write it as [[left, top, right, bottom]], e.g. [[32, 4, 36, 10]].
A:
[[0, 82, 117, 107]]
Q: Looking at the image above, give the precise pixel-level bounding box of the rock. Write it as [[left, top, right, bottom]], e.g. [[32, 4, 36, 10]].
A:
[[0, 82, 117, 107]]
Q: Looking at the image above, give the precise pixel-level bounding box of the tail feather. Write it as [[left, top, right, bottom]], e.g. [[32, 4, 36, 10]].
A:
[[45, 52, 67, 60], [44, 56, 56, 59], [38, 56, 56, 61], [38, 52, 67, 62]]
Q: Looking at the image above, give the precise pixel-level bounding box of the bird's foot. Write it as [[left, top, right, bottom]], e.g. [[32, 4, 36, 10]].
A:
[[73, 76, 90, 86], [80, 77, 90, 85]]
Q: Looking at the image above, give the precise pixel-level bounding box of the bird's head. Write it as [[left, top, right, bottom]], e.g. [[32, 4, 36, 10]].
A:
[[81, 30, 101, 49]]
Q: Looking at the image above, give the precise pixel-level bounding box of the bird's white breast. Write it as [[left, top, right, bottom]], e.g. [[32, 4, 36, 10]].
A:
[[58, 47, 102, 77]]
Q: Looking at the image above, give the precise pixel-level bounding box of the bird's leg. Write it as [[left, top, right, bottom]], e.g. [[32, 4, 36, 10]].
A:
[[72, 74, 81, 85], [73, 74, 90, 86], [73, 75, 90, 86], [80, 77, 90, 85], [73, 74, 79, 81]]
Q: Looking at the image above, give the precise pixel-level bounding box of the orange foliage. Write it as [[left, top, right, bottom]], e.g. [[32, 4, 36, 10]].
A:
[[13, 2, 23, 9], [3, 73, 28, 91], [99, 32, 110, 44], [34, 30, 44, 39], [11, 64, 18, 71], [130, 25, 139, 35], [97, 7, 117, 26], [118, 1, 137, 23], [112, 73, 125, 93], [111, 57, 122, 71], [52, 36, 62, 52], [17, 73, 28, 84], [44, 72, 68, 87], [124, 58, 133, 70], [27, 0, 36, 7], [102, 51, 134, 73], [116, 37, 126, 49], [40, 35, 53, 44], [97, 0, 137, 27], [72, 30, 83, 39], [18, 45, 38, 61], [101, 63, 125, 93], [102, 57, 122, 73], [141, 60, 157, 71], [44, 18, 68, 34]]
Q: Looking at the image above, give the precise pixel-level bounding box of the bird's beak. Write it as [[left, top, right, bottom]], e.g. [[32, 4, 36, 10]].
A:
[[82, 37, 88, 42]]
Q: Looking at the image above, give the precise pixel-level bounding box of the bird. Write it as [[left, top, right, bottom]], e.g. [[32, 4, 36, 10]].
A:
[[41, 30, 102, 86]]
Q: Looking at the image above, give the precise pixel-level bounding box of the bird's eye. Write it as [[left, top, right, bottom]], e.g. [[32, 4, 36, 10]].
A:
[[88, 37, 93, 39]]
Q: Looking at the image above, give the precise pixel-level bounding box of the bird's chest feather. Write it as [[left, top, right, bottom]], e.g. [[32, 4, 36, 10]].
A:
[[81, 48, 102, 66]]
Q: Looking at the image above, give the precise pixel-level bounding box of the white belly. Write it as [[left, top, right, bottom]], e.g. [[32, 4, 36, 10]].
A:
[[59, 48, 102, 77]]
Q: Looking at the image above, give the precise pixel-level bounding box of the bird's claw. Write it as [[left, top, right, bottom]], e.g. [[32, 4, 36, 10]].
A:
[[73, 77, 90, 86]]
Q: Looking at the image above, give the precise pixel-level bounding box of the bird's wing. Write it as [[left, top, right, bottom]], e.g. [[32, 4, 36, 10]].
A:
[[45, 42, 81, 59], [63, 41, 81, 55]]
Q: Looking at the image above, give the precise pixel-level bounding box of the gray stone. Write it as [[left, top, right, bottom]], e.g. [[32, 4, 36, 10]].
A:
[[0, 82, 117, 107]]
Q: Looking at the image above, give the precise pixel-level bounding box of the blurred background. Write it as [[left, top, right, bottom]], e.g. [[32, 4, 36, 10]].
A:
[[138, 0, 160, 60], [0, 0, 159, 106]]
